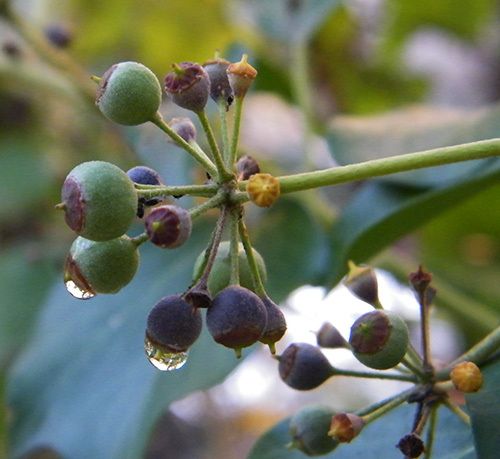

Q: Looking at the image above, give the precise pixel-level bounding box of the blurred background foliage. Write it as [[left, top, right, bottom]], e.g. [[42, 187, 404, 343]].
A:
[[1, 0, 500, 458]]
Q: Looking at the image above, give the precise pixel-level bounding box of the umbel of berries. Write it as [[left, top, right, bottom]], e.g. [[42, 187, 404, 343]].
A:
[[349, 310, 409, 370], [278, 343, 335, 390], [206, 285, 267, 357], [164, 62, 210, 113], [146, 295, 202, 354], [192, 241, 267, 295], [288, 405, 338, 456], [64, 235, 139, 298], [60, 161, 137, 241], [145, 205, 192, 249], [95, 61, 162, 125]]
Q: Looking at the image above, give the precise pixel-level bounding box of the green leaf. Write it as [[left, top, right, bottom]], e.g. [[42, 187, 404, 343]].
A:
[[8, 224, 241, 459], [327, 158, 500, 284], [239, 0, 341, 44], [0, 246, 56, 368], [248, 403, 475, 459], [466, 357, 500, 459], [252, 198, 329, 302]]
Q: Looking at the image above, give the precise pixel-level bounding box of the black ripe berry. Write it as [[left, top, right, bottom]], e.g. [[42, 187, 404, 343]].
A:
[[258, 296, 287, 353], [127, 165, 163, 185], [203, 57, 233, 107], [206, 285, 267, 356], [145, 205, 192, 248], [289, 405, 338, 456], [44, 23, 73, 48], [396, 433, 425, 458], [146, 295, 202, 353], [278, 343, 334, 390]]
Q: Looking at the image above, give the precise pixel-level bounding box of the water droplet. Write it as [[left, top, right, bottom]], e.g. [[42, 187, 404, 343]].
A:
[[144, 338, 188, 371], [65, 280, 95, 300]]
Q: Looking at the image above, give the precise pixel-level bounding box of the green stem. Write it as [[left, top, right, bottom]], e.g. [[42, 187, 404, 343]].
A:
[[136, 183, 218, 199], [196, 110, 233, 181], [150, 112, 218, 177], [238, 219, 267, 297], [229, 96, 244, 168], [218, 100, 230, 165], [238, 139, 500, 195], [131, 232, 150, 247], [401, 356, 426, 380], [436, 326, 500, 380], [190, 141, 220, 178], [189, 192, 226, 220], [442, 399, 471, 425], [424, 405, 438, 459], [333, 368, 417, 383], [358, 386, 414, 422], [229, 208, 241, 285]]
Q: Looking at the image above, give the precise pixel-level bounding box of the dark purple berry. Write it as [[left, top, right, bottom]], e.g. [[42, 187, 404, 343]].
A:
[[206, 286, 267, 354], [258, 296, 287, 353], [164, 62, 210, 113], [203, 57, 233, 107], [44, 23, 73, 48], [169, 117, 197, 143], [146, 295, 202, 353], [278, 343, 334, 390], [316, 322, 349, 349], [236, 155, 260, 181], [126, 165, 163, 185], [145, 205, 192, 248]]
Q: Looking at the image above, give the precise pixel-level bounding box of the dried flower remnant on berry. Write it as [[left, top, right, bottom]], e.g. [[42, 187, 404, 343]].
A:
[[396, 433, 425, 458], [328, 413, 365, 443]]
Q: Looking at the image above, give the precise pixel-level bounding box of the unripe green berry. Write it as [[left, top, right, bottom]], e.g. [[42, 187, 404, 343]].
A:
[[146, 295, 202, 353], [96, 61, 162, 125], [349, 310, 409, 370], [60, 161, 137, 241], [289, 405, 338, 456], [206, 285, 267, 354], [64, 235, 139, 296], [279, 343, 334, 390], [192, 241, 267, 296]]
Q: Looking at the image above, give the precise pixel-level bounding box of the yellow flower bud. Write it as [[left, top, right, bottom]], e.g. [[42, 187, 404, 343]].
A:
[[450, 361, 483, 393], [247, 173, 280, 207]]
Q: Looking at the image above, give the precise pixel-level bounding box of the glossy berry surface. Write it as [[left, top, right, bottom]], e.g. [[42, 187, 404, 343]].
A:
[[349, 310, 409, 370], [64, 235, 139, 295], [258, 296, 287, 351], [126, 165, 163, 185], [146, 295, 202, 353], [192, 241, 267, 295], [206, 285, 267, 351], [203, 58, 233, 106], [279, 343, 334, 390], [145, 205, 192, 248], [61, 161, 137, 241], [96, 61, 162, 125], [289, 405, 338, 456]]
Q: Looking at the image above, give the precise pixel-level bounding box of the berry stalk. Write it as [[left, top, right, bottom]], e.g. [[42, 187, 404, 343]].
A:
[[333, 368, 418, 383], [357, 386, 415, 423], [136, 183, 218, 199], [229, 207, 241, 286], [189, 191, 226, 220], [238, 219, 267, 297], [218, 99, 230, 165], [229, 95, 244, 168], [442, 399, 470, 425]]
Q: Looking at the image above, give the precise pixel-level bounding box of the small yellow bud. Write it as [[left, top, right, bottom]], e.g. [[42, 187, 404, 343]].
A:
[[247, 173, 280, 208], [450, 361, 483, 393]]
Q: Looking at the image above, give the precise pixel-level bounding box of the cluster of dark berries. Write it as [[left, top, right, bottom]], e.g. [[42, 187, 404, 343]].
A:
[[58, 53, 287, 370]]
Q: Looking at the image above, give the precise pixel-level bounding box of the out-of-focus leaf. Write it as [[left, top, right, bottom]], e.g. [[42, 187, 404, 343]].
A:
[[0, 138, 53, 223], [236, 0, 341, 44], [248, 403, 475, 459], [252, 198, 328, 302], [327, 158, 500, 284], [0, 246, 56, 368], [327, 105, 500, 187], [466, 357, 500, 459], [8, 224, 241, 459]]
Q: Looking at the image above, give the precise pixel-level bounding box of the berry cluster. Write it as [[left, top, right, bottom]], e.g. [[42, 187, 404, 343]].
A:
[[58, 54, 287, 370], [275, 264, 484, 458]]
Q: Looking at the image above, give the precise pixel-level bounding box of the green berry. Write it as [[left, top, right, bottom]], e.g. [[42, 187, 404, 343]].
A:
[[289, 405, 338, 456], [60, 161, 137, 241], [64, 235, 139, 296], [96, 61, 162, 125], [192, 241, 267, 295], [349, 310, 409, 370]]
